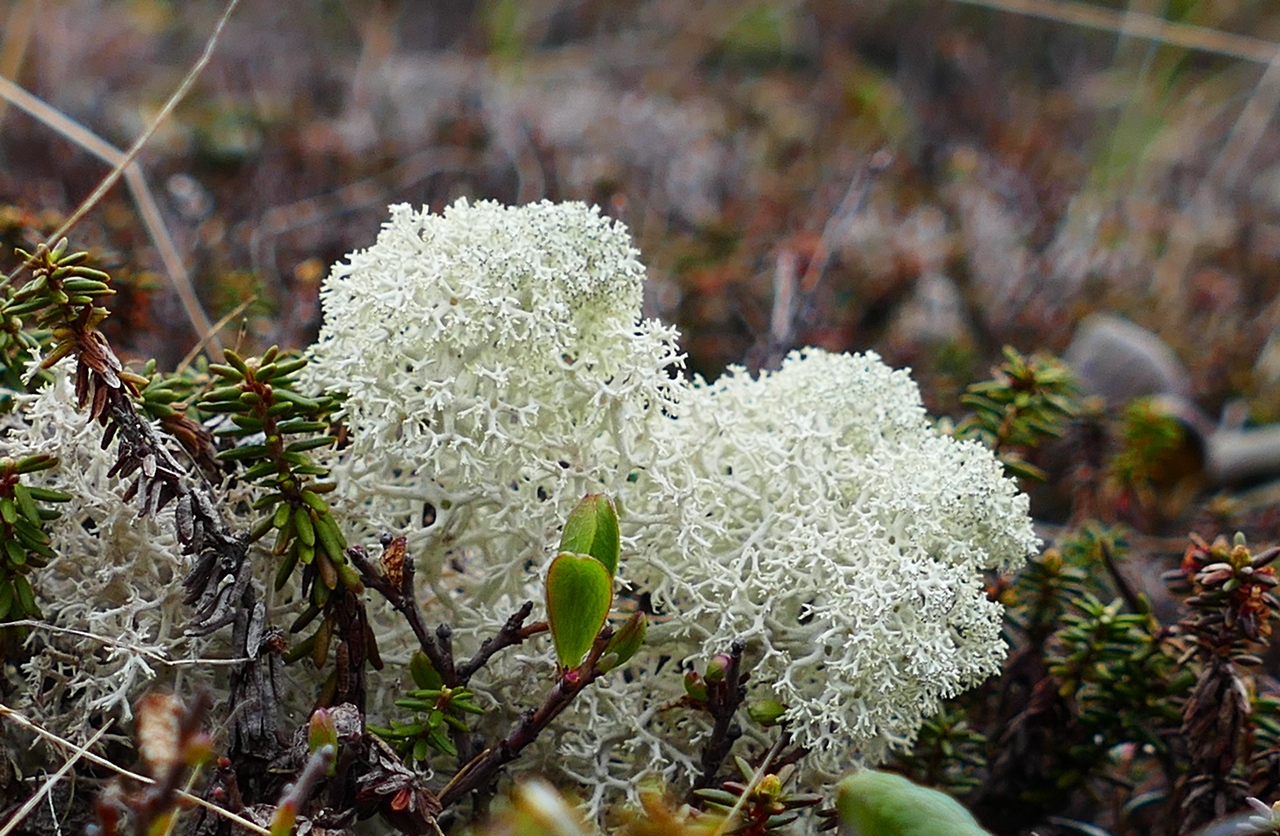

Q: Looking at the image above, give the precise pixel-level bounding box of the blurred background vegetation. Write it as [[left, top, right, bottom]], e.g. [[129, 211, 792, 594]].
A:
[[11, 1, 1280, 832], [5, 0, 1280, 406]]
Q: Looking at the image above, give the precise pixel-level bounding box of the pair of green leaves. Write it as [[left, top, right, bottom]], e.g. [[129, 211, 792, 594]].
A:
[[545, 494, 622, 671]]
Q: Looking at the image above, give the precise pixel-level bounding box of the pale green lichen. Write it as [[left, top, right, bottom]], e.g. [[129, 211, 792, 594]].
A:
[[0, 364, 208, 742], [302, 198, 1038, 816]]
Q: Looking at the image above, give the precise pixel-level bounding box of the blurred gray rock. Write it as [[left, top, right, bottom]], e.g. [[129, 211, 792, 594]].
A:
[[1064, 313, 1191, 403]]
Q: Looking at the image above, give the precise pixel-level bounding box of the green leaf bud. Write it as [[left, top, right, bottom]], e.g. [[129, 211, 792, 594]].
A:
[[558, 493, 620, 576], [598, 611, 646, 673], [704, 653, 731, 684], [747, 699, 789, 727]]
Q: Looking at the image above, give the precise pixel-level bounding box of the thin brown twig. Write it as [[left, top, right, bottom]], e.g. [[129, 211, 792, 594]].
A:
[[435, 625, 617, 810], [457, 602, 539, 685], [692, 639, 748, 795], [346, 542, 453, 681]]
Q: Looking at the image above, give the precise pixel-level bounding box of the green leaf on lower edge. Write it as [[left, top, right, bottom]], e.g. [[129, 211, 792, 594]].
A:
[[837, 770, 992, 836]]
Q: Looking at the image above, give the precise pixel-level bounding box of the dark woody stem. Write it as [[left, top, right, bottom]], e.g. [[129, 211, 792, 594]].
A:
[[691, 638, 747, 795], [347, 544, 547, 689], [435, 626, 615, 810], [347, 544, 451, 681]]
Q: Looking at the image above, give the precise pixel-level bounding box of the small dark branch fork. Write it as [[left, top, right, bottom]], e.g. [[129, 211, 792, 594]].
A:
[[457, 602, 539, 685], [347, 542, 544, 689], [346, 542, 453, 677], [435, 625, 616, 810]]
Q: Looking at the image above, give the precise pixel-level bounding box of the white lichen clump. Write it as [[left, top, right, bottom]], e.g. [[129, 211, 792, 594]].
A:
[[303, 198, 1039, 803], [302, 199, 685, 618], [0, 365, 203, 741], [645, 349, 1037, 771]]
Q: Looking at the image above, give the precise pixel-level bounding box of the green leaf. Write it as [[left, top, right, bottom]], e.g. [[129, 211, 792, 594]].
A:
[[216, 444, 269, 462], [294, 506, 316, 548], [285, 436, 335, 453], [558, 493, 620, 576], [999, 456, 1047, 482], [13, 575, 38, 618], [23, 486, 71, 503], [271, 357, 309, 378], [4, 540, 25, 568], [545, 551, 613, 669], [12, 484, 39, 525], [836, 770, 992, 836], [427, 725, 456, 756], [598, 611, 646, 672], [13, 455, 58, 475], [747, 699, 789, 727], [313, 514, 347, 564], [410, 650, 443, 690]]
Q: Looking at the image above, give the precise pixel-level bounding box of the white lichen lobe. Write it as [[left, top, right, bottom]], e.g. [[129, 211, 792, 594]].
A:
[[302, 198, 1039, 803]]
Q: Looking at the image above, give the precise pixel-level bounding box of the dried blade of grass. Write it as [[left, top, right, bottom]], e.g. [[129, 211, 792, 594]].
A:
[[0, 0, 242, 356], [0, 83, 217, 349], [0, 721, 109, 836], [1, 620, 250, 667], [951, 0, 1280, 64], [0, 703, 271, 836], [176, 295, 256, 374], [37, 0, 240, 254], [0, 75, 122, 164]]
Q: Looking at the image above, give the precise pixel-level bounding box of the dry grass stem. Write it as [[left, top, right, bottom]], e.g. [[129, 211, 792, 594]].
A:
[[0, 81, 212, 347], [0, 0, 244, 356], [952, 0, 1280, 63], [175, 296, 257, 374], [0, 620, 250, 668], [0, 704, 271, 836], [0, 722, 108, 836]]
